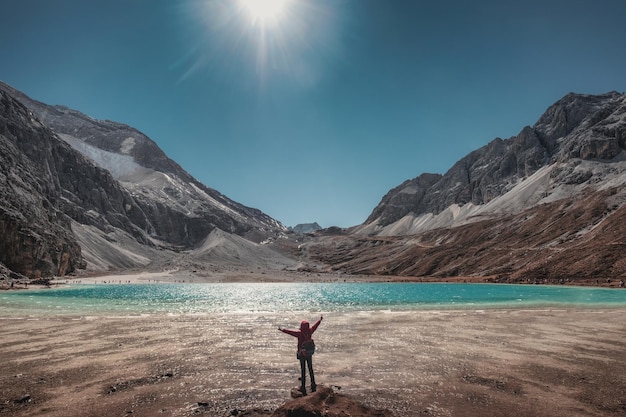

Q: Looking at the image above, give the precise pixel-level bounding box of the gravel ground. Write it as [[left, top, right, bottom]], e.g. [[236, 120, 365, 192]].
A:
[[1, 307, 625, 417]]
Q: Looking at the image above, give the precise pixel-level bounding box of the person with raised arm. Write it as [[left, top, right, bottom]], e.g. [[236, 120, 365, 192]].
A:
[[279, 315, 323, 395]]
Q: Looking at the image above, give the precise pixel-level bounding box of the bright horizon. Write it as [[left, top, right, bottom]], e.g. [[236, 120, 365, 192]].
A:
[[2, 0, 626, 228]]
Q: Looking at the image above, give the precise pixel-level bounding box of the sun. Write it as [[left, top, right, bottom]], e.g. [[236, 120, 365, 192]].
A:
[[240, 0, 289, 22], [185, 0, 332, 85]]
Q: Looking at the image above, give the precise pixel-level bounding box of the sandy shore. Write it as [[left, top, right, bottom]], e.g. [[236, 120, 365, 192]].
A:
[[1, 301, 625, 417], [10, 267, 621, 288], [52, 269, 406, 284]]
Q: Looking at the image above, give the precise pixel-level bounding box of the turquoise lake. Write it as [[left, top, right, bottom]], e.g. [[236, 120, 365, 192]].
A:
[[1, 283, 626, 315]]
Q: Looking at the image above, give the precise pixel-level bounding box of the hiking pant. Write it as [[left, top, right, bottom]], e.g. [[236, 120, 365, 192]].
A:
[[299, 356, 315, 390]]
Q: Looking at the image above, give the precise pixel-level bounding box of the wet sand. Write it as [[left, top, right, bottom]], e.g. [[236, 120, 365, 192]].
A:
[[1, 306, 625, 417]]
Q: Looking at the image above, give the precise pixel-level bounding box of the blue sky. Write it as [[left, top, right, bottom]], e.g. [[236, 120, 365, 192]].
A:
[[2, 0, 626, 228]]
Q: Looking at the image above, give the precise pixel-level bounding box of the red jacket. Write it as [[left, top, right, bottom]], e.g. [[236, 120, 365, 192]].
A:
[[280, 318, 322, 350]]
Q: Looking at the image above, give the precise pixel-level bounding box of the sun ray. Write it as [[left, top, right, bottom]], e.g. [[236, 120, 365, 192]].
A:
[[182, 0, 337, 88]]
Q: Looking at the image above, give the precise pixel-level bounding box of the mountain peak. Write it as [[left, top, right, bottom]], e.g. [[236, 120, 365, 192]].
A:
[[290, 222, 322, 234], [0, 82, 286, 277], [358, 91, 626, 235]]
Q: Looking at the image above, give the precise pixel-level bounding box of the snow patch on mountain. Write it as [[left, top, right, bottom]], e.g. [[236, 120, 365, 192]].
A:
[[59, 133, 152, 181], [120, 137, 136, 154], [59, 132, 247, 221]]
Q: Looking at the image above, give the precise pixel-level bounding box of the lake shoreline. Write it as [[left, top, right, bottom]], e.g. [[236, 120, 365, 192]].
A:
[[3, 267, 625, 291], [3, 270, 625, 416], [3, 279, 626, 317]]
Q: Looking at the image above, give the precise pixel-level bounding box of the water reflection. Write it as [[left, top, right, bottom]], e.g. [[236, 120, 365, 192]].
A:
[[2, 283, 626, 316]]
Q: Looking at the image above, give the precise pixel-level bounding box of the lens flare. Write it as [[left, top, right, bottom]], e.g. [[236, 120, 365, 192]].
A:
[[240, 0, 288, 22], [180, 0, 338, 88]]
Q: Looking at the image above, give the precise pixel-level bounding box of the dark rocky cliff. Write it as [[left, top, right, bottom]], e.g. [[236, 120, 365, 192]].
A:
[[0, 89, 86, 277]]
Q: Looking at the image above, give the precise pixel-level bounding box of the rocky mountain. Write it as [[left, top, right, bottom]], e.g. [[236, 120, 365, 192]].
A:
[[303, 92, 626, 283], [190, 228, 295, 270], [290, 222, 322, 234], [0, 82, 287, 278], [4, 81, 626, 283], [355, 92, 626, 236]]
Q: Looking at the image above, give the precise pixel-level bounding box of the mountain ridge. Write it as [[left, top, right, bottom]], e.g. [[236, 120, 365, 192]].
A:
[[0, 81, 287, 278], [301, 91, 626, 282], [0, 81, 283, 238], [3, 81, 626, 283], [355, 91, 626, 236]]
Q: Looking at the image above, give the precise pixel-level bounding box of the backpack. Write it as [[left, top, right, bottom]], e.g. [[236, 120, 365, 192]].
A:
[[297, 339, 315, 359]]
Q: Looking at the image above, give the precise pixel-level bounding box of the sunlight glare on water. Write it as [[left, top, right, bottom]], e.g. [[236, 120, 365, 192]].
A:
[[1, 283, 625, 316]]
